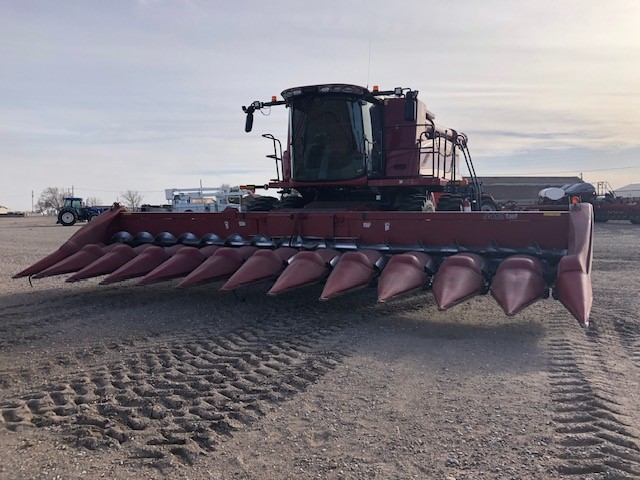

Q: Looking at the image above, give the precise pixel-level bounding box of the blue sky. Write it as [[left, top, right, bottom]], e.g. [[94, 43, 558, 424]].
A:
[[2, 0, 639, 210]]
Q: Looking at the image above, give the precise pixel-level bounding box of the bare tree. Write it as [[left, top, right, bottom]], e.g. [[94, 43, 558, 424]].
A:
[[84, 196, 102, 207], [120, 190, 144, 210], [35, 187, 70, 213], [219, 183, 231, 193]]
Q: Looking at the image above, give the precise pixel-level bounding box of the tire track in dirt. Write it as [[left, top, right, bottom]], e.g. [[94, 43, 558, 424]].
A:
[[0, 315, 351, 465], [547, 316, 640, 479], [614, 319, 640, 369], [613, 300, 640, 369], [0, 285, 179, 348], [594, 278, 640, 371]]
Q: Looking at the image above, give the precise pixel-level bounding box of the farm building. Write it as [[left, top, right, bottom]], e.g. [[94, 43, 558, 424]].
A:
[[615, 184, 640, 199], [0, 206, 8, 215]]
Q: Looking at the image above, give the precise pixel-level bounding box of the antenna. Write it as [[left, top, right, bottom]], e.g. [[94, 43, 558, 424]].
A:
[[366, 42, 372, 89]]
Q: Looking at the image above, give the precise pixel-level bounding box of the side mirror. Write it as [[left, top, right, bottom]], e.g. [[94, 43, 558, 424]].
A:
[[404, 90, 418, 122], [245, 111, 254, 132], [242, 105, 256, 132]]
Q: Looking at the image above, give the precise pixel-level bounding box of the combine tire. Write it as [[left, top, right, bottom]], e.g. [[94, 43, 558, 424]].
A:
[[481, 200, 498, 211], [436, 194, 463, 211], [248, 196, 281, 212], [58, 208, 77, 226], [396, 194, 435, 212], [278, 195, 306, 210]]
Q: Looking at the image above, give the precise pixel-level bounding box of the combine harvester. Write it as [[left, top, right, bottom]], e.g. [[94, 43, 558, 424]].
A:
[[14, 84, 594, 327]]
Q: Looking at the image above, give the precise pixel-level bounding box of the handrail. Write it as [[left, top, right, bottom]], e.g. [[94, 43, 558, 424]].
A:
[[262, 134, 283, 181]]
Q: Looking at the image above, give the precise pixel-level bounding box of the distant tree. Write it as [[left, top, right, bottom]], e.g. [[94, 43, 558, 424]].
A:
[[220, 183, 231, 193], [121, 190, 144, 210], [35, 187, 70, 213], [84, 196, 102, 207]]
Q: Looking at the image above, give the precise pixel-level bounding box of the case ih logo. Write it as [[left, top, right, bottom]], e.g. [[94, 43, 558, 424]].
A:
[[483, 213, 518, 221]]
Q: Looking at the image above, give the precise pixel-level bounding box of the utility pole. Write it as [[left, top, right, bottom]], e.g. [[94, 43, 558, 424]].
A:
[[31, 190, 34, 212]]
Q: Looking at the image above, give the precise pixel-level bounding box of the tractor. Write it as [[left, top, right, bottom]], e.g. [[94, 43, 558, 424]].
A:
[[57, 197, 106, 226]]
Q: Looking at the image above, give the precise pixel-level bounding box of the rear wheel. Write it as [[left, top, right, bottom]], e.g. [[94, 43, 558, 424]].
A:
[[248, 196, 281, 212], [481, 200, 498, 211], [278, 195, 307, 210], [58, 208, 77, 226], [436, 194, 463, 211], [395, 193, 435, 212]]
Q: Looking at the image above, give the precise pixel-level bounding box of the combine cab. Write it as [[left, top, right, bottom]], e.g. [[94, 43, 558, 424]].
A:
[[242, 84, 496, 212], [14, 84, 594, 327]]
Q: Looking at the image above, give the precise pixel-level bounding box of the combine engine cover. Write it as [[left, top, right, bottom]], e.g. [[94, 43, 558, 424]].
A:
[[16, 202, 594, 328]]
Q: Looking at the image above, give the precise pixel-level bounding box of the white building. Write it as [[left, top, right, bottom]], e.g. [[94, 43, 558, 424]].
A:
[[616, 184, 640, 199]]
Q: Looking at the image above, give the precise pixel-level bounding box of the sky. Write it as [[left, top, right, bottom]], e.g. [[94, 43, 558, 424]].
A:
[[1, 0, 639, 210]]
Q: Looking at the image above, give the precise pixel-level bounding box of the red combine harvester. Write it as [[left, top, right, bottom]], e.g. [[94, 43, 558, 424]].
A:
[[14, 84, 594, 327]]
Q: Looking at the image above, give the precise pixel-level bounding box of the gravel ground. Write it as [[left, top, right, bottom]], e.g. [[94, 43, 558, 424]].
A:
[[0, 216, 639, 479]]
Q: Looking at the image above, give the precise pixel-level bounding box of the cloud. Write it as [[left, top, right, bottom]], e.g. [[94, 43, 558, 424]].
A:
[[1, 1, 639, 210]]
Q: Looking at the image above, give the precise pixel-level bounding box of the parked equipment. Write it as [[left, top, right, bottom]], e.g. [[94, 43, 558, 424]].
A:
[[57, 198, 106, 226], [16, 84, 593, 327], [539, 181, 640, 224], [166, 187, 250, 213]]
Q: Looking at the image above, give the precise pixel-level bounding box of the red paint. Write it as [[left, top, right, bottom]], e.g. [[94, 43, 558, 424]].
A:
[[34, 243, 106, 278], [66, 243, 143, 282], [138, 247, 210, 285], [221, 247, 298, 290], [555, 204, 593, 326], [491, 255, 546, 315], [16, 204, 594, 327], [432, 253, 486, 310], [320, 250, 384, 300], [377, 252, 433, 302], [268, 249, 341, 296], [177, 246, 258, 288]]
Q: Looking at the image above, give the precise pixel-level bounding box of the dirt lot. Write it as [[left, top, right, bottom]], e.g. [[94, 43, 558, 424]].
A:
[[0, 216, 638, 479]]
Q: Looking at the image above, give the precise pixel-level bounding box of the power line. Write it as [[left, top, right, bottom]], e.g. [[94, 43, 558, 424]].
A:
[[480, 165, 639, 176], [73, 187, 164, 194]]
